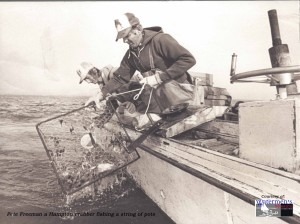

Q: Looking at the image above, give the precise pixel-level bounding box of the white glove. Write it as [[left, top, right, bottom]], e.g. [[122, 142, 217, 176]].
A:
[[140, 73, 162, 88], [85, 91, 104, 108]]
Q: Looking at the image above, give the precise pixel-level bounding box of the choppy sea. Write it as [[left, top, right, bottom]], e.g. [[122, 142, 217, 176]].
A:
[[0, 95, 175, 224]]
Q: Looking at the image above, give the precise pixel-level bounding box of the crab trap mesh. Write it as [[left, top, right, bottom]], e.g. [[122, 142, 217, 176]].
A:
[[36, 101, 139, 196]]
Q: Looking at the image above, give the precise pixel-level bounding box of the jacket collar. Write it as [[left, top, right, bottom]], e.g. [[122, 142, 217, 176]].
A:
[[128, 26, 163, 58]]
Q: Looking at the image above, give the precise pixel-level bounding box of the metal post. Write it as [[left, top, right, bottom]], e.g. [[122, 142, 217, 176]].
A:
[[268, 10, 282, 46], [230, 53, 237, 79], [268, 9, 297, 98]]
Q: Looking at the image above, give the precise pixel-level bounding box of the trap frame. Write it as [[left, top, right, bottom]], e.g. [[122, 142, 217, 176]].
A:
[[36, 100, 140, 196]]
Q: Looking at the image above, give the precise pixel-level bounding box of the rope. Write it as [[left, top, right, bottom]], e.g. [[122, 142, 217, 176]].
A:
[[105, 82, 152, 115], [133, 83, 146, 100], [144, 87, 153, 115], [106, 88, 141, 99]]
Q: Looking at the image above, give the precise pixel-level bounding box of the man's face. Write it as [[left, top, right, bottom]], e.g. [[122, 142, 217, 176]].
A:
[[123, 28, 142, 48], [84, 68, 101, 85]]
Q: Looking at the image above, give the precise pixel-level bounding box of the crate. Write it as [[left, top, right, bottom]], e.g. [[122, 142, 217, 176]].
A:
[[189, 72, 213, 86]]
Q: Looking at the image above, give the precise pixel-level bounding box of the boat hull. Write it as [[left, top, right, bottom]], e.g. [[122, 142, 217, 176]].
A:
[[104, 121, 300, 224]]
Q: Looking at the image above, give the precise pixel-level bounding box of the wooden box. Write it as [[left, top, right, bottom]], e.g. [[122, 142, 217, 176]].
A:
[[188, 72, 213, 86]]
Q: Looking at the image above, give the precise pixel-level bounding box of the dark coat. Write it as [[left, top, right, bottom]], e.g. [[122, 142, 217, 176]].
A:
[[102, 26, 196, 96]]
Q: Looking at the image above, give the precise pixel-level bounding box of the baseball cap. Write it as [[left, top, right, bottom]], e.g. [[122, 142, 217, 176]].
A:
[[77, 62, 94, 84], [114, 13, 140, 41]]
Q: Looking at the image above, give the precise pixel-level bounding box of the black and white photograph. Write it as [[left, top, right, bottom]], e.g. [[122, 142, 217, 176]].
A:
[[0, 1, 300, 224]]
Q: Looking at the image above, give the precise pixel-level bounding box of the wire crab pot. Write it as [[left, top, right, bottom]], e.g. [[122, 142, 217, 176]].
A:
[[36, 100, 139, 196]]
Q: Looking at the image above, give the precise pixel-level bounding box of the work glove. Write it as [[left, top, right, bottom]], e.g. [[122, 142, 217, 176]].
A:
[[139, 73, 163, 88], [85, 91, 104, 108], [118, 101, 136, 114]]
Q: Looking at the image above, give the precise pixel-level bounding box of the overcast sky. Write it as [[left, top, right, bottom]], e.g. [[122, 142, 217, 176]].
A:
[[0, 1, 299, 100]]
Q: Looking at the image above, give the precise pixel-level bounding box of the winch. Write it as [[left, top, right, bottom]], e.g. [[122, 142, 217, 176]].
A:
[[230, 9, 300, 99]]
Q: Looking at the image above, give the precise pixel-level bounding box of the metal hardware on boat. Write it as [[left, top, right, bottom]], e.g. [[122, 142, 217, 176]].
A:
[[230, 53, 237, 78], [230, 9, 300, 99], [231, 66, 300, 81]]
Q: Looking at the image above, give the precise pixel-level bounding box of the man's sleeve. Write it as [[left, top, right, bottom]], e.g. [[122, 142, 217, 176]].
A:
[[153, 33, 196, 81], [101, 51, 136, 96]]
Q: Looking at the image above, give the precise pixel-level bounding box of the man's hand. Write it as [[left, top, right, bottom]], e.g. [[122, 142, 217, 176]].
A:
[[140, 73, 163, 88], [119, 102, 136, 114], [85, 91, 104, 108]]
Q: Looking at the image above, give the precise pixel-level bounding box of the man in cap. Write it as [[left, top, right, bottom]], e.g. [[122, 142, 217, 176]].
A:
[[77, 62, 117, 87], [97, 12, 196, 113], [77, 62, 139, 113], [77, 62, 118, 108]]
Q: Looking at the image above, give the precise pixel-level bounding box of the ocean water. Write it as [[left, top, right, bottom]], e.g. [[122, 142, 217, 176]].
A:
[[0, 95, 175, 224]]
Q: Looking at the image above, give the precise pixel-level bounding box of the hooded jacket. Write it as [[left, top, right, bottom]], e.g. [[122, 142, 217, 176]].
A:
[[102, 26, 196, 96]]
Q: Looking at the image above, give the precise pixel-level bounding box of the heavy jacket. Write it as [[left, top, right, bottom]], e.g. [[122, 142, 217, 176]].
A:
[[102, 26, 196, 96], [100, 65, 118, 85]]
